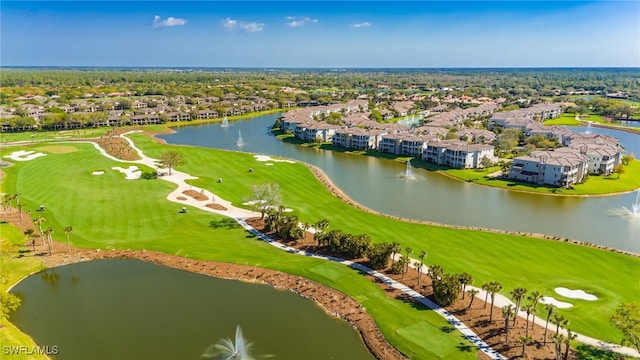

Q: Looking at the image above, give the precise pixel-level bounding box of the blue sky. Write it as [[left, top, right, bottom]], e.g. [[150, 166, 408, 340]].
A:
[[1, 1, 639, 67]]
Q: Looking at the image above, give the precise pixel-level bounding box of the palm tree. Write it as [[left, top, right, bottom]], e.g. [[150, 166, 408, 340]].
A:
[[16, 203, 24, 221], [488, 281, 503, 322], [428, 264, 443, 281], [528, 290, 543, 328], [43, 227, 53, 255], [313, 219, 329, 242], [552, 333, 566, 360], [458, 273, 472, 299], [482, 283, 491, 309], [33, 216, 46, 246], [518, 336, 533, 358], [563, 329, 577, 360], [390, 242, 401, 265], [511, 287, 528, 325], [523, 304, 535, 338], [24, 228, 36, 252], [501, 305, 516, 342], [553, 314, 569, 335], [402, 247, 412, 278], [64, 226, 73, 253], [467, 289, 479, 309], [543, 303, 556, 345], [417, 250, 426, 285], [300, 223, 309, 245]]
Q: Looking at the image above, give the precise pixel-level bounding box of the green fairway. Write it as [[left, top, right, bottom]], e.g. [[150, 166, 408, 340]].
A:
[[0, 142, 477, 359], [543, 113, 582, 126], [124, 133, 640, 343], [0, 127, 112, 143], [2, 135, 639, 354]]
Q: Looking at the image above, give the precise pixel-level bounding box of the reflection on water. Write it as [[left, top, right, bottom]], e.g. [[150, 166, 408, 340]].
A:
[[159, 115, 640, 253]]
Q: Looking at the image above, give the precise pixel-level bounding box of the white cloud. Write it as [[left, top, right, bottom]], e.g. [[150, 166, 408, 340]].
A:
[[286, 16, 318, 27], [152, 15, 187, 29], [350, 22, 371, 28], [242, 22, 264, 32], [222, 18, 264, 33]]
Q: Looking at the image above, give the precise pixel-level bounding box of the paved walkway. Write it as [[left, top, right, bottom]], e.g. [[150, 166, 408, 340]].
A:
[[395, 254, 640, 358], [86, 132, 638, 359]]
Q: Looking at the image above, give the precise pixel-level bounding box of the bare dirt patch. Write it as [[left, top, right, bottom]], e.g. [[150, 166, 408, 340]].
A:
[[182, 190, 209, 201], [206, 203, 228, 210]]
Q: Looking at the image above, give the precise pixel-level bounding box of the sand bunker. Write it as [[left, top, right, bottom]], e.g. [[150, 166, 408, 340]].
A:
[[254, 155, 294, 163], [3, 150, 47, 162], [540, 296, 573, 309], [555, 287, 598, 301], [91, 171, 105, 176], [112, 166, 142, 180]]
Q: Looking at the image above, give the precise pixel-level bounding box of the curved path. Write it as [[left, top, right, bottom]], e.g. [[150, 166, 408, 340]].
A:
[[89, 131, 638, 359]]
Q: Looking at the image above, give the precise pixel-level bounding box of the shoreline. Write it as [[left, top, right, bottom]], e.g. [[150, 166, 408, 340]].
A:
[[433, 167, 640, 198], [276, 131, 639, 198], [17, 240, 405, 360], [304, 162, 640, 258]]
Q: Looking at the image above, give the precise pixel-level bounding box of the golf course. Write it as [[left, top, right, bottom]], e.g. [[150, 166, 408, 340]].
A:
[[1, 131, 639, 359]]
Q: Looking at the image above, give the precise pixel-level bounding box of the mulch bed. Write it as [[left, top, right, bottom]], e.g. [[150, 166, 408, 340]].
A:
[[92, 136, 140, 161], [205, 203, 228, 210], [182, 190, 209, 201]]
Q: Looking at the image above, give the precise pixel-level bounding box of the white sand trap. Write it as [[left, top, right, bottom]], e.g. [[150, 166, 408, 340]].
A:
[[112, 166, 141, 180], [540, 296, 573, 308], [254, 155, 294, 163], [3, 150, 47, 162], [91, 171, 105, 176], [265, 163, 274, 166], [555, 287, 598, 301]]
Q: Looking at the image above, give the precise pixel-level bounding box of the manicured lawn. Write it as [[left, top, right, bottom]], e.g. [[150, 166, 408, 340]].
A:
[[580, 113, 607, 124], [0, 143, 476, 359], [0, 223, 47, 360], [126, 134, 640, 343], [448, 160, 640, 196], [543, 113, 581, 126], [0, 127, 112, 143], [3, 136, 639, 351]]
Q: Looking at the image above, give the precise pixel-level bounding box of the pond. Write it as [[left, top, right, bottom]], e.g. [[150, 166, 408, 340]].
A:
[[10, 259, 374, 360], [158, 115, 640, 254]]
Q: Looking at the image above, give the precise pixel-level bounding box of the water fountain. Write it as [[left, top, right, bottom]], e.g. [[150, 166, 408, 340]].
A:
[[404, 160, 415, 179], [632, 189, 640, 216], [236, 130, 244, 147], [221, 116, 229, 128], [585, 122, 593, 134], [202, 325, 253, 359]]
